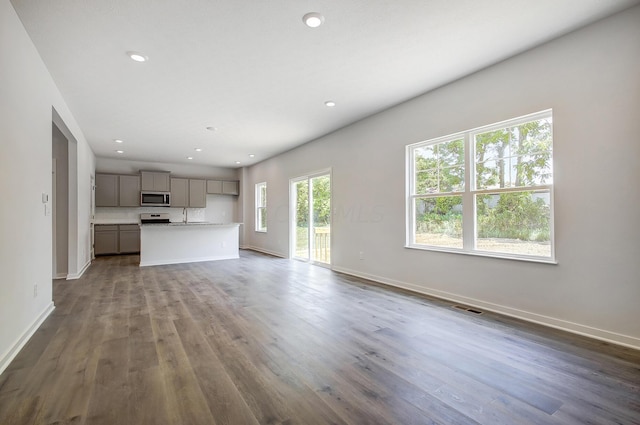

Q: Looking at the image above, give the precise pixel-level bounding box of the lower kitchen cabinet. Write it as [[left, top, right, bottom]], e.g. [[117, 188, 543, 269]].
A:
[[94, 225, 119, 255], [94, 224, 140, 255], [119, 224, 141, 253]]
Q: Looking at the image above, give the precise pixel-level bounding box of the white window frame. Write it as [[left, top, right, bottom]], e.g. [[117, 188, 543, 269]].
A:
[[406, 110, 555, 263], [255, 182, 267, 233]]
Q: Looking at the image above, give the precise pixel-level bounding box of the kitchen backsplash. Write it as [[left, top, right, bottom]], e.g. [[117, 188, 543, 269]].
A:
[[94, 194, 237, 224]]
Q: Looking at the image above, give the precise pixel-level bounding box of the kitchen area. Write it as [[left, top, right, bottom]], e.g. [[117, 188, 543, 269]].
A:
[[93, 167, 242, 266]]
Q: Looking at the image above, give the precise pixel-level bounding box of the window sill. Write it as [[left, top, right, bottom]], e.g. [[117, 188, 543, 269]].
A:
[[405, 244, 557, 265], [255, 230, 267, 233]]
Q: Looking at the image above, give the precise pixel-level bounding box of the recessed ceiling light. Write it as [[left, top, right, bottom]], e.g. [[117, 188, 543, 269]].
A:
[[206, 126, 217, 132], [249, 154, 255, 158], [325, 100, 336, 107], [115, 150, 124, 154], [303, 12, 324, 28], [235, 161, 241, 165], [126, 51, 148, 62], [114, 139, 124, 144], [187, 156, 193, 160], [194, 148, 202, 152]]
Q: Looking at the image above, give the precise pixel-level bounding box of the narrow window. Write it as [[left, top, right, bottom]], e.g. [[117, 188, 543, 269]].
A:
[[256, 182, 267, 232]]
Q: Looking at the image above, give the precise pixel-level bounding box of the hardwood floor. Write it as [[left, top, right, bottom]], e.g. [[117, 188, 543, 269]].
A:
[[0, 250, 639, 425]]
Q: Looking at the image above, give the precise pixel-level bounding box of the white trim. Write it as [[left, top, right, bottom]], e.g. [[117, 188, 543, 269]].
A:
[[0, 302, 55, 375], [255, 181, 267, 233], [407, 110, 555, 262], [289, 168, 332, 265], [139, 254, 239, 267], [332, 265, 640, 350], [404, 244, 558, 264], [469, 109, 552, 137], [66, 259, 91, 280], [242, 246, 287, 258]]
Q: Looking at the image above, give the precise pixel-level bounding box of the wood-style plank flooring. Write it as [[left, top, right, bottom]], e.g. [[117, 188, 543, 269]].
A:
[[0, 250, 639, 424]]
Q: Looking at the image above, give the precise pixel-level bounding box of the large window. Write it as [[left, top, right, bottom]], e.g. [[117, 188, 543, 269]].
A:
[[407, 110, 554, 261], [255, 182, 267, 232]]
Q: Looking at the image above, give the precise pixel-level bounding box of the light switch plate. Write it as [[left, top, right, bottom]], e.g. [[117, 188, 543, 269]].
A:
[[42, 193, 48, 203]]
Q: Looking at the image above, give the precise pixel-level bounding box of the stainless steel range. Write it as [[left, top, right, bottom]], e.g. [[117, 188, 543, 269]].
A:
[[140, 213, 171, 224]]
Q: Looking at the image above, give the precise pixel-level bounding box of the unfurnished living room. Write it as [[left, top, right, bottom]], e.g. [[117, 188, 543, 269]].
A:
[[1, 1, 639, 424]]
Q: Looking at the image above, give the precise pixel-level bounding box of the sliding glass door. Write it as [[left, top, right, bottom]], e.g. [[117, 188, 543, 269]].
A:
[[291, 172, 331, 265]]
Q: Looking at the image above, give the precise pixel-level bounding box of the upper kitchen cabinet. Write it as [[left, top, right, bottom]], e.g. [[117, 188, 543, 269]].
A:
[[170, 178, 188, 208], [141, 171, 170, 192], [172, 178, 206, 207], [207, 180, 239, 195], [119, 175, 141, 207], [222, 181, 239, 195], [206, 180, 223, 194], [189, 179, 206, 208], [96, 173, 141, 207], [95, 174, 119, 207]]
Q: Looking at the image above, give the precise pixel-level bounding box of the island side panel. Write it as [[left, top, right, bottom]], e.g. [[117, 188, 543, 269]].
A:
[[140, 224, 240, 267]]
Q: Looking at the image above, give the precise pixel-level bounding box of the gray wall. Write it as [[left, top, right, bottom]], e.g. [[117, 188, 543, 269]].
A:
[[52, 124, 68, 277], [241, 6, 640, 348]]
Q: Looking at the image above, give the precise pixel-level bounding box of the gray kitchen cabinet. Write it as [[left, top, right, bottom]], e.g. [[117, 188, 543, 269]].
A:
[[189, 179, 206, 208], [94, 225, 119, 255], [94, 224, 140, 255], [95, 174, 119, 207], [206, 180, 223, 194], [222, 180, 239, 195], [206, 179, 239, 195], [119, 175, 141, 207], [170, 177, 189, 207], [119, 224, 140, 253], [141, 171, 170, 192], [173, 178, 206, 207]]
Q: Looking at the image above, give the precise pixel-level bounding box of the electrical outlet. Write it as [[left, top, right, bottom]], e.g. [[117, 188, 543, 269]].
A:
[[33, 284, 38, 298], [359, 251, 364, 260]]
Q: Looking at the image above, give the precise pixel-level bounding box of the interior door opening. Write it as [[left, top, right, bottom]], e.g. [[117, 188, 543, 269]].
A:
[[291, 172, 331, 266]]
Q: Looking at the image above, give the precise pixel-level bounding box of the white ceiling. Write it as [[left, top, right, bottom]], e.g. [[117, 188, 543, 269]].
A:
[[11, 0, 639, 168]]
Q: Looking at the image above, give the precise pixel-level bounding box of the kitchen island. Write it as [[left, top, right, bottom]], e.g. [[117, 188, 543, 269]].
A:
[[139, 222, 241, 267]]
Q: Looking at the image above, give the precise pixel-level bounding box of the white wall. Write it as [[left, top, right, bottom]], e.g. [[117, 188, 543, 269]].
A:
[[243, 6, 640, 348], [96, 157, 239, 180], [0, 0, 95, 373]]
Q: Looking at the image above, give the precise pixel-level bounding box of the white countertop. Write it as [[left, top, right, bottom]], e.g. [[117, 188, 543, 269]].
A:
[[140, 222, 242, 227], [93, 220, 139, 225]]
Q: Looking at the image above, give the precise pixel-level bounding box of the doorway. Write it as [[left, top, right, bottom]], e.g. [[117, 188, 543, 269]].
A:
[[52, 123, 69, 279], [291, 171, 331, 266]]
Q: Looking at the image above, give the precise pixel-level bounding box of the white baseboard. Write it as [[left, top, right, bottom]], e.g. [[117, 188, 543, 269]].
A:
[[139, 254, 240, 267], [0, 302, 55, 375], [242, 246, 287, 259], [66, 259, 91, 280], [332, 265, 640, 350]]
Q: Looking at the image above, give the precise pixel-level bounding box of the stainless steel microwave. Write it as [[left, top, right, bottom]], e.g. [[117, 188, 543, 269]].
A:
[[140, 192, 170, 207]]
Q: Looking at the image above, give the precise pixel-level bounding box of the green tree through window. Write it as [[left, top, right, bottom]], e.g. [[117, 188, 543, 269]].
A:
[[408, 110, 554, 260]]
